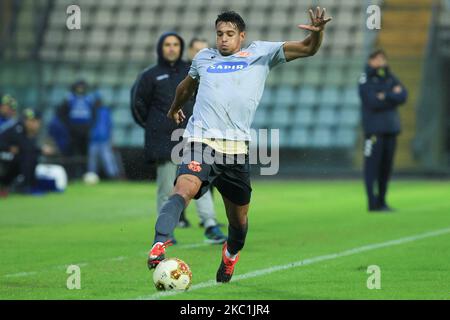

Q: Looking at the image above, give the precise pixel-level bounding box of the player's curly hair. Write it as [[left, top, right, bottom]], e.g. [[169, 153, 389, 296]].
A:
[[215, 11, 246, 32]]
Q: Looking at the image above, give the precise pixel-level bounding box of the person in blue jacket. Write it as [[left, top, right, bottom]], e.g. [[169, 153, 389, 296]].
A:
[[0, 94, 18, 132], [359, 49, 408, 212], [59, 80, 99, 178], [87, 93, 119, 179]]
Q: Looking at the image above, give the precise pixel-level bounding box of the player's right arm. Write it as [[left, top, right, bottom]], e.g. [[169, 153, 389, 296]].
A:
[[167, 75, 198, 125]]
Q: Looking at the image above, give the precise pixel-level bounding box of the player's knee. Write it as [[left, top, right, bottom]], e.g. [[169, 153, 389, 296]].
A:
[[173, 175, 201, 203]]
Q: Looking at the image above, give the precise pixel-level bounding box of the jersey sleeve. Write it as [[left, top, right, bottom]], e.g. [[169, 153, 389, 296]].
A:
[[188, 55, 200, 80], [257, 41, 287, 69]]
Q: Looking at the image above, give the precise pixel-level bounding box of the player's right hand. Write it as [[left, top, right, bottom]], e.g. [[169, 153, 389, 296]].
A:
[[167, 109, 186, 125]]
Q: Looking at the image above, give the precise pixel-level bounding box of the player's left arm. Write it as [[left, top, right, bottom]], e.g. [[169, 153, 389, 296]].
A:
[[283, 7, 332, 62]]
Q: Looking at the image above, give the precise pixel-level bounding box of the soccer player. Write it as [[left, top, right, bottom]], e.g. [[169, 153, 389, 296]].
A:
[[131, 32, 226, 244], [148, 8, 332, 283]]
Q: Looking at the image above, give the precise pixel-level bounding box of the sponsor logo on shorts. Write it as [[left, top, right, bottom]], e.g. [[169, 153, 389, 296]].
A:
[[207, 61, 249, 73], [188, 161, 202, 172]]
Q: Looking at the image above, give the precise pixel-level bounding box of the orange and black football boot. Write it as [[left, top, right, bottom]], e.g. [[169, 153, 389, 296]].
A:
[[147, 240, 173, 269], [216, 242, 240, 283]]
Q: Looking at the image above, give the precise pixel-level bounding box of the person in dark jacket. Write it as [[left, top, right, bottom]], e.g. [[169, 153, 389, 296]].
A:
[[0, 108, 54, 195], [359, 49, 408, 212], [131, 32, 226, 244]]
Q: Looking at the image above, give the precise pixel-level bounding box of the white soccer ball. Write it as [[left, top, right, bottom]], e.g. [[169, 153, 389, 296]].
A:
[[153, 258, 192, 291], [83, 172, 99, 185]]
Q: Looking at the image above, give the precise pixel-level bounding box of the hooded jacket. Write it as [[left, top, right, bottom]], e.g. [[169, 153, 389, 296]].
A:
[[358, 65, 408, 135], [130, 32, 194, 162]]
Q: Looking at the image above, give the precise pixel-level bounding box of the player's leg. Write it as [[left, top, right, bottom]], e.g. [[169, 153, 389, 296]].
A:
[[148, 173, 202, 269], [213, 153, 252, 282], [194, 189, 227, 244], [216, 193, 250, 283], [149, 142, 218, 269], [363, 134, 383, 211], [378, 134, 397, 210], [154, 174, 202, 242], [223, 194, 249, 254]]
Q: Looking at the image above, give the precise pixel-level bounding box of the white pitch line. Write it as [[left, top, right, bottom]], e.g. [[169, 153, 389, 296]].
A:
[[3, 271, 38, 278], [1, 242, 210, 279], [137, 227, 450, 300]]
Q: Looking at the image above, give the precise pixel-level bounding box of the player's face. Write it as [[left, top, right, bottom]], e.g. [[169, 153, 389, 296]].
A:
[[188, 41, 208, 60], [162, 36, 181, 63], [215, 22, 245, 56]]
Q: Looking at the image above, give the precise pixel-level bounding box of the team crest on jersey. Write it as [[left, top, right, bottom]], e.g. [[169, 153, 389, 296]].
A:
[[188, 161, 202, 172], [207, 61, 249, 73], [236, 51, 251, 57]]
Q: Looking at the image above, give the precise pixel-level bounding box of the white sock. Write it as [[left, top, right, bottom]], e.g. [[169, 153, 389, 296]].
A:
[[225, 249, 238, 260]]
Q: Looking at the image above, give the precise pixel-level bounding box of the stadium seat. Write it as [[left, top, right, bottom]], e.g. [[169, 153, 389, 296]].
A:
[[259, 87, 273, 107], [97, 87, 115, 106], [113, 108, 133, 126], [337, 109, 360, 127], [311, 127, 332, 148], [47, 86, 68, 107], [270, 109, 291, 128], [252, 109, 267, 128], [129, 128, 145, 146], [316, 109, 337, 126], [112, 126, 128, 146], [297, 86, 318, 108], [273, 87, 296, 109], [335, 127, 357, 147], [342, 87, 360, 108], [293, 109, 313, 127], [318, 87, 341, 109], [290, 128, 309, 147], [116, 87, 131, 107]]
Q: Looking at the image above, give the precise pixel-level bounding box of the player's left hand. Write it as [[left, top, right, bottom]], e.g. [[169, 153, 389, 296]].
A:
[[298, 7, 332, 33]]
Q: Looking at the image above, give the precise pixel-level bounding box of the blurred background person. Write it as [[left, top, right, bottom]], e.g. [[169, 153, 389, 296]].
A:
[[131, 32, 226, 244], [0, 94, 18, 131], [187, 38, 209, 62], [48, 107, 71, 157], [58, 80, 100, 178], [0, 108, 54, 195], [86, 92, 120, 181], [359, 49, 408, 212]]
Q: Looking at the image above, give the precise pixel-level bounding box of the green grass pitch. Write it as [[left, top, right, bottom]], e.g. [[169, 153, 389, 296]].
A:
[[0, 180, 449, 300]]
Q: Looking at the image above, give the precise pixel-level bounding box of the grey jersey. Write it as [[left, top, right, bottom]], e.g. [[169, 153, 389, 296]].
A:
[[185, 41, 286, 141]]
